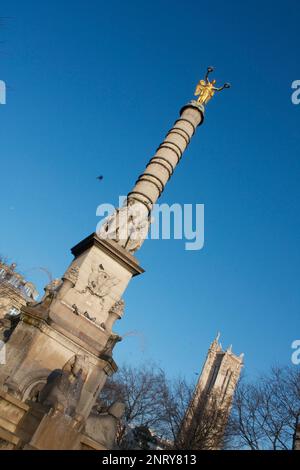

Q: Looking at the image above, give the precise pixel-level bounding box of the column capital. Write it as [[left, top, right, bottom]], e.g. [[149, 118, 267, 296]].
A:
[[180, 100, 205, 125]]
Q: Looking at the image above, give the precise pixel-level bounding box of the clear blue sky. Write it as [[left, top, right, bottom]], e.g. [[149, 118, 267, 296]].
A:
[[1, 0, 300, 382]]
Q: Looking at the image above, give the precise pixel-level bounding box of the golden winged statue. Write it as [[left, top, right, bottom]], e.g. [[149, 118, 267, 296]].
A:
[[194, 67, 230, 105]]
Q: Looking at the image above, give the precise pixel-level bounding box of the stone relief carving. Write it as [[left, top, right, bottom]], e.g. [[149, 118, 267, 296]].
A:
[[39, 354, 89, 418], [100, 333, 122, 358], [45, 278, 63, 293], [72, 304, 80, 316], [104, 299, 125, 331], [83, 311, 96, 322], [31, 278, 63, 309], [98, 199, 150, 254], [71, 304, 96, 323], [80, 263, 118, 311], [63, 264, 79, 286], [85, 402, 125, 449], [109, 299, 125, 319]]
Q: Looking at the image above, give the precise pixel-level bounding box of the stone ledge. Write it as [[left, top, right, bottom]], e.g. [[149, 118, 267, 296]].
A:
[[71, 233, 145, 277], [0, 425, 20, 446], [20, 311, 118, 374], [0, 390, 29, 411], [81, 433, 107, 450]]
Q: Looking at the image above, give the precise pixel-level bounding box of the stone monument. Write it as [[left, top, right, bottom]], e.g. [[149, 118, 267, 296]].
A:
[[0, 68, 229, 450]]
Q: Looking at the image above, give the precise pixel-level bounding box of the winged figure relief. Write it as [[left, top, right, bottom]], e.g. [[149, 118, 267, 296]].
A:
[[86, 263, 118, 299]]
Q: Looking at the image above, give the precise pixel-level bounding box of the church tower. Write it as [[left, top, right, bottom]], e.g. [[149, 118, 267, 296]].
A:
[[0, 69, 230, 450], [179, 334, 243, 449], [195, 333, 243, 401]]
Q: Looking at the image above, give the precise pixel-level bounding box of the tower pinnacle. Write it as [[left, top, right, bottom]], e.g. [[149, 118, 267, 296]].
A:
[[179, 335, 243, 449]]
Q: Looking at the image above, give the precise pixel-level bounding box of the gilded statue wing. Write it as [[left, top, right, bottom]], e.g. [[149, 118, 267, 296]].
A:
[[194, 79, 206, 96]]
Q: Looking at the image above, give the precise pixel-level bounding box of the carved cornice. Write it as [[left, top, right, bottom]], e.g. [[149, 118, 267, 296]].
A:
[[20, 309, 117, 373], [71, 233, 145, 277]]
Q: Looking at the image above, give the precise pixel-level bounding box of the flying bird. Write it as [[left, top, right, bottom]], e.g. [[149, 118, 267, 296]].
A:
[[96, 175, 103, 181]]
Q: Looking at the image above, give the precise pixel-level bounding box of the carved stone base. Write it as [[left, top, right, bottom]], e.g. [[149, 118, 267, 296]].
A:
[[28, 410, 83, 450]]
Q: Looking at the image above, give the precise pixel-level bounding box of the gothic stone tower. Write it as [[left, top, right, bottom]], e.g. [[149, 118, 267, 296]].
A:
[[179, 334, 243, 449], [0, 70, 229, 450]]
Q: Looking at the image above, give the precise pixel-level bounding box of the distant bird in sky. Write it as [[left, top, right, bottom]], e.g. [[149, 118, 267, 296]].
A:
[[96, 175, 103, 181]]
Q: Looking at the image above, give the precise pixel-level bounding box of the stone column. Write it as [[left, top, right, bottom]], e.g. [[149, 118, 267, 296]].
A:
[[99, 101, 204, 253], [128, 101, 204, 211]]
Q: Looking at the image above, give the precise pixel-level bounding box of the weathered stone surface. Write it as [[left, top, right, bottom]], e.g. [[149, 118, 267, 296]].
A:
[[98, 102, 204, 253], [179, 334, 243, 449], [0, 101, 204, 450], [85, 402, 125, 449], [0, 235, 142, 449]]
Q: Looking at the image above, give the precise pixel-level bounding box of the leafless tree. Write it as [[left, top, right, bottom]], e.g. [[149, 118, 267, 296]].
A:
[[158, 377, 231, 450], [100, 363, 168, 446], [100, 364, 231, 450], [100, 363, 300, 450], [227, 366, 300, 450]]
